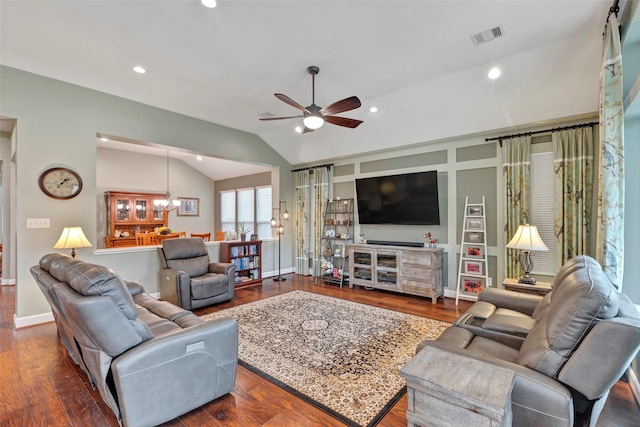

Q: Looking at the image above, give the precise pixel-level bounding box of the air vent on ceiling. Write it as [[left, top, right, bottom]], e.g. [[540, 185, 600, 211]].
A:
[[471, 25, 504, 46]]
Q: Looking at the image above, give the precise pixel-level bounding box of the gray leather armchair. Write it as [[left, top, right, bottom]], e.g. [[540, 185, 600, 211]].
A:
[[417, 255, 640, 427], [157, 237, 235, 309], [31, 253, 238, 427]]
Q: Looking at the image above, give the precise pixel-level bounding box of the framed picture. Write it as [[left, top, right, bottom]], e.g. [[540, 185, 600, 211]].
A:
[[177, 197, 199, 216], [467, 206, 483, 216], [466, 246, 483, 258], [462, 276, 485, 294], [325, 229, 335, 238], [464, 260, 483, 275], [466, 218, 483, 230], [466, 232, 483, 243], [250, 233, 258, 241]]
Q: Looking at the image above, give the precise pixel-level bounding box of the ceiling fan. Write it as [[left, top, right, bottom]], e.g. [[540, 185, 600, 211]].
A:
[[259, 66, 363, 133]]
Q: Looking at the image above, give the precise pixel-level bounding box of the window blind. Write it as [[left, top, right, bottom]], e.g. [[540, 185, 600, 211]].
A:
[[220, 190, 236, 233], [256, 186, 272, 239], [530, 152, 555, 275]]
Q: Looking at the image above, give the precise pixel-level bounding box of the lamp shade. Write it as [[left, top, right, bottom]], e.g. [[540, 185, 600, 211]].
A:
[[506, 224, 549, 251], [54, 226, 92, 257]]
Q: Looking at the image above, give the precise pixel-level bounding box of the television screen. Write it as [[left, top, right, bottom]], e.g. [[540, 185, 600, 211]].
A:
[[355, 171, 440, 225]]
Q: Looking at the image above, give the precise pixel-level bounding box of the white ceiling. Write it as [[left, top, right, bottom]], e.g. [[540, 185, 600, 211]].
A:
[[0, 0, 614, 170]]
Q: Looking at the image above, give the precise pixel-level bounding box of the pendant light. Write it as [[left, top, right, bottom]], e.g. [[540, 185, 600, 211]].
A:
[[154, 150, 181, 211]]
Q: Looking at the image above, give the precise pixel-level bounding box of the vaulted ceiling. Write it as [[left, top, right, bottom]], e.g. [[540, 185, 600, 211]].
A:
[[0, 1, 612, 168]]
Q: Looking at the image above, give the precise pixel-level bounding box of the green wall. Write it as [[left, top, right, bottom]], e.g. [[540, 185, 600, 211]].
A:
[[0, 66, 292, 322]]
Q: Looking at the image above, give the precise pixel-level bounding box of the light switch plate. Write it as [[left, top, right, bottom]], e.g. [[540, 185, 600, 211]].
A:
[[27, 218, 50, 228]]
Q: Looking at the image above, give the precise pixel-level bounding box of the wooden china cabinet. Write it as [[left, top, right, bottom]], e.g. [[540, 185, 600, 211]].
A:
[[104, 191, 168, 247]]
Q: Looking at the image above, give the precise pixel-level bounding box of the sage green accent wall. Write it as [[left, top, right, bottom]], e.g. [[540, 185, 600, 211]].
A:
[[456, 167, 497, 247], [456, 143, 496, 162], [334, 164, 354, 177], [360, 151, 447, 173], [0, 66, 292, 321], [334, 182, 354, 200]]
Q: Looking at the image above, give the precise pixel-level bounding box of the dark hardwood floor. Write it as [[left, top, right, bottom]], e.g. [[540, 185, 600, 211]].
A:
[[1, 275, 639, 426]]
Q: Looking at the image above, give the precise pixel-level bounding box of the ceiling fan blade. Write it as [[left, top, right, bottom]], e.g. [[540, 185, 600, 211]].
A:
[[274, 93, 310, 114], [259, 115, 303, 121], [320, 96, 361, 116], [324, 115, 364, 128]]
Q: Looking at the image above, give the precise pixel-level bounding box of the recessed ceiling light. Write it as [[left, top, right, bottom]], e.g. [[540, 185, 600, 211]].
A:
[[369, 106, 379, 113], [295, 126, 303, 133], [196, 156, 203, 161], [201, 0, 217, 8], [99, 137, 109, 142], [488, 67, 501, 79], [133, 66, 146, 74]]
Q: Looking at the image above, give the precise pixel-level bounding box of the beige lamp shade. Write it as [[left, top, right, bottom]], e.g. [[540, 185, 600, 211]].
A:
[[506, 223, 548, 284], [54, 226, 92, 258], [506, 224, 549, 252]]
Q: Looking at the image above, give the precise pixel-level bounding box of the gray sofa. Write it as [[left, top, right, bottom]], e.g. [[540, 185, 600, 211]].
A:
[[417, 255, 640, 427], [31, 253, 238, 427], [157, 237, 235, 310]]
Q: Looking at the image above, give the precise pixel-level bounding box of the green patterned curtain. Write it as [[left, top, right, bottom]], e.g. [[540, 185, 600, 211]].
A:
[[597, 12, 624, 290], [312, 166, 330, 277], [503, 136, 531, 278], [294, 170, 310, 275], [553, 127, 594, 269]]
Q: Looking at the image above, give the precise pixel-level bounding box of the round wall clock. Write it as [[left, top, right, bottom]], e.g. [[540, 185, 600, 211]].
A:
[[38, 167, 83, 200]]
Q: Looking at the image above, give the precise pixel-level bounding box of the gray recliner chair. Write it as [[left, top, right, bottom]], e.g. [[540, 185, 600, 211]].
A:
[[157, 237, 235, 310], [417, 255, 640, 427]]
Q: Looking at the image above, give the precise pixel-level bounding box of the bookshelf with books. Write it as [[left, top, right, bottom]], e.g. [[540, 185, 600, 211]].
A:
[[220, 240, 262, 288]]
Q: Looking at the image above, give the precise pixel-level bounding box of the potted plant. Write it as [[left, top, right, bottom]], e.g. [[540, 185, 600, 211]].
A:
[[238, 222, 252, 241]]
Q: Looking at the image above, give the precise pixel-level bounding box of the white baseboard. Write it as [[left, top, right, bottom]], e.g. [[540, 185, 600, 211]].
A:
[[263, 267, 295, 279], [14, 311, 54, 329], [444, 288, 479, 302]]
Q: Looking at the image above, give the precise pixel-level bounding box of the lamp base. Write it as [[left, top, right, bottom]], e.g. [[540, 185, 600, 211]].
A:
[[517, 275, 537, 285], [273, 276, 287, 281]]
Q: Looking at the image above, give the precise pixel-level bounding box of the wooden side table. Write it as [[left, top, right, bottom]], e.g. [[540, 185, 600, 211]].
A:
[[400, 346, 515, 427], [502, 278, 552, 296]]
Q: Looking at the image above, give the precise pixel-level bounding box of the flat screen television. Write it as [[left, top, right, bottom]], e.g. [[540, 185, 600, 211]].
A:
[[355, 171, 440, 225]]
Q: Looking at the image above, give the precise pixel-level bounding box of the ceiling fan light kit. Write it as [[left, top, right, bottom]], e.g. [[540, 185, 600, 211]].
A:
[[260, 65, 363, 133]]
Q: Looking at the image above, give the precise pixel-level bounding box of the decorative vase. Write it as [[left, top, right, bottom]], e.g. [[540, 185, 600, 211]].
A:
[[240, 232, 247, 241]]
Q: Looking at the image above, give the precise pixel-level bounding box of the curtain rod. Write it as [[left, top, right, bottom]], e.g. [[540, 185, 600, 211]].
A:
[[485, 121, 598, 147], [291, 163, 333, 173]]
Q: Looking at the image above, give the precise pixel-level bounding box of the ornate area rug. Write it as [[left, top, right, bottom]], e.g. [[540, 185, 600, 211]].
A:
[[200, 290, 449, 426]]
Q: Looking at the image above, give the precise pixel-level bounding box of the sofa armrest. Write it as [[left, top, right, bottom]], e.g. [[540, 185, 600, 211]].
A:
[[209, 262, 233, 275], [479, 287, 542, 316], [559, 317, 640, 400], [158, 268, 192, 309], [111, 317, 238, 427], [125, 280, 145, 296]]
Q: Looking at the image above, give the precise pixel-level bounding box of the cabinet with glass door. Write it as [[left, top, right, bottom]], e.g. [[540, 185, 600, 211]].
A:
[[104, 191, 168, 247]]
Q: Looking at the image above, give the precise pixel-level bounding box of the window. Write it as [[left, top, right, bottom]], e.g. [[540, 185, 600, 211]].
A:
[[237, 188, 254, 234], [219, 186, 272, 239], [530, 152, 555, 275], [256, 186, 273, 239], [220, 190, 236, 233]]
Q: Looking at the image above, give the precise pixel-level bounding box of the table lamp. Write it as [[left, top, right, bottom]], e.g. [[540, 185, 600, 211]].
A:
[[506, 222, 548, 284], [54, 226, 92, 258]]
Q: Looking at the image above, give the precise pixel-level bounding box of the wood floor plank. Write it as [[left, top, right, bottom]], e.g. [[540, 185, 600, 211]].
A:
[[2, 275, 639, 426]]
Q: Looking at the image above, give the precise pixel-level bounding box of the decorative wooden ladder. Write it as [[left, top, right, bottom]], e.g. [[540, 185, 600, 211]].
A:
[[456, 196, 490, 305]]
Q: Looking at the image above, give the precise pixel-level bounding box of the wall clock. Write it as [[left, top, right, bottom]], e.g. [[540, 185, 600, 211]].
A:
[[38, 167, 83, 200]]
